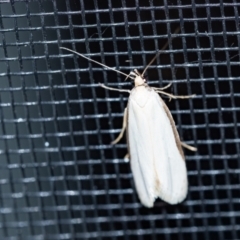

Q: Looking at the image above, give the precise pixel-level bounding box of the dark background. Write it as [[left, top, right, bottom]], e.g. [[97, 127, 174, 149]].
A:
[[0, 0, 239, 239]]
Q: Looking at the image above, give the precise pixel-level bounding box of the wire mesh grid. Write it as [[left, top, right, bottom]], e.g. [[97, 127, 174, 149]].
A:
[[0, 0, 239, 239]]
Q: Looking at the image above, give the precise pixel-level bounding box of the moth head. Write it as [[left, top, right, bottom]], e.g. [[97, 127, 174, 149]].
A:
[[129, 69, 146, 87]]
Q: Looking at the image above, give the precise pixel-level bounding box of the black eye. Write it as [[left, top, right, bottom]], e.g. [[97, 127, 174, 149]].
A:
[[143, 74, 148, 81]]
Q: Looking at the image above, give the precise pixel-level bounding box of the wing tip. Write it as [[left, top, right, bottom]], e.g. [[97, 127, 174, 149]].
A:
[[140, 195, 187, 208], [141, 201, 154, 208], [161, 191, 188, 205]]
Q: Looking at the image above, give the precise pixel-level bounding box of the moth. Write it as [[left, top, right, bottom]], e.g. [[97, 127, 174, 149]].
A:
[[60, 38, 196, 208]]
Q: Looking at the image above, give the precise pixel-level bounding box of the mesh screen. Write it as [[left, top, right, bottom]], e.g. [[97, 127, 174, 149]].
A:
[[0, 0, 240, 239]]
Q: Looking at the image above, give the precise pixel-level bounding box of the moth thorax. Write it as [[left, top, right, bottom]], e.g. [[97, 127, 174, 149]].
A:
[[134, 75, 146, 87]]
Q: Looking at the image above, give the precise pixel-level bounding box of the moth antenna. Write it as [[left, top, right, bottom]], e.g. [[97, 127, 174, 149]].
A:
[[142, 27, 180, 76], [124, 73, 132, 81], [60, 47, 134, 80], [229, 53, 239, 61]]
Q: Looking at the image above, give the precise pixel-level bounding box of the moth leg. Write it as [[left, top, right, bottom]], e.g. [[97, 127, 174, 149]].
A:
[[111, 108, 128, 145], [99, 83, 131, 93], [155, 90, 196, 101], [124, 153, 130, 162], [181, 142, 197, 152], [152, 82, 172, 91]]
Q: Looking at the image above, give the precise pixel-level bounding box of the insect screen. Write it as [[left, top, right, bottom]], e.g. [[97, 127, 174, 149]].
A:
[[0, 0, 239, 239]]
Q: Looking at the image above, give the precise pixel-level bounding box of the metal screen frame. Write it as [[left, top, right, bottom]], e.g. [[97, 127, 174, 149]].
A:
[[0, 0, 239, 239]]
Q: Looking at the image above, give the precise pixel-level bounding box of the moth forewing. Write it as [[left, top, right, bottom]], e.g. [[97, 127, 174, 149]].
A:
[[127, 84, 188, 207], [159, 96, 185, 159]]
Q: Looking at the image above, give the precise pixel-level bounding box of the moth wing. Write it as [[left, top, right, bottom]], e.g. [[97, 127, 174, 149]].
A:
[[127, 89, 187, 207], [156, 96, 188, 204]]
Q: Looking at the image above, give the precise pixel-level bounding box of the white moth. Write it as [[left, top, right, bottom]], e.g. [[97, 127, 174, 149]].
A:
[[60, 44, 196, 208]]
